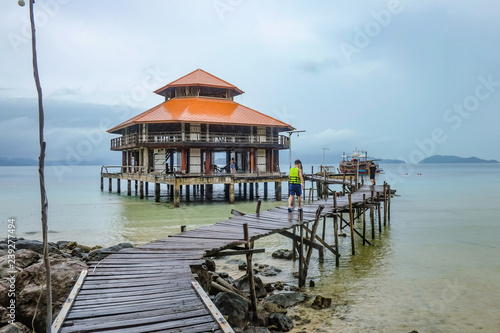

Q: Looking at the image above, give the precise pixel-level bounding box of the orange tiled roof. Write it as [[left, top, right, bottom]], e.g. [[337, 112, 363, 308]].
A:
[[154, 69, 244, 96], [108, 97, 293, 133]]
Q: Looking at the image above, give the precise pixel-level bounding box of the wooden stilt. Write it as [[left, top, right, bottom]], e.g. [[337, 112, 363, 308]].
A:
[[145, 182, 149, 197], [264, 182, 268, 199], [243, 183, 247, 199], [348, 194, 355, 255], [186, 185, 190, 202], [388, 185, 391, 223], [249, 182, 254, 199], [377, 192, 382, 233], [298, 209, 305, 288], [243, 223, 258, 318], [134, 180, 138, 195], [305, 206, 325, 270], [139, 181, 144, 199], [155, 183, 160, 202], [127, 180, 131, 196], [383, 183, 387, 226], [108, 178, 112, 192], [100, 177, 103, 191], [116, 179, 120, 194], [362, 194, 366, 246], [292, 226, 297, 261], [256, 200, 262, 214], [370, 190, 375, 239]]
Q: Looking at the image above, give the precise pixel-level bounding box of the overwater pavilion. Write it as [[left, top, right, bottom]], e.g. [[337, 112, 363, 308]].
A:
[[102, 69, 294, 206]]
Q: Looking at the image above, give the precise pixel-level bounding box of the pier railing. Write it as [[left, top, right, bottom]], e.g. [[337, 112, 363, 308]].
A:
[[111, 132, 290, 149]]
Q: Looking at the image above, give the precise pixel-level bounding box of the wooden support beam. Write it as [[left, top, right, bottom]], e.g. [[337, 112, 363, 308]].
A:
[[229, 183, 235, 204], [243, 223, 258, 318], [349, 193, 355, 255], [388, 185, 391, 223], [371, 190, 375, 239], [116, 178, 120, 194], [362, 194, 366, 246], [305, 206, 325, 271], [100, 176, 103, 191], [127, 179, 131, 196], [383, 183, 387, 226], [210, 248, 265, 257], [174, 178, 180, 207], [333, 212, 340, 267], [301, 224, 338, 256], [256, 200, 262, 214], [377, 192, 382, 233], [191, 281, 235, 333], [155, 183, 160, 202], [298, 209, 305, 288], [279, 231, 323, 251], [139, 181, 144, 199], [108, 178, 112, 192]]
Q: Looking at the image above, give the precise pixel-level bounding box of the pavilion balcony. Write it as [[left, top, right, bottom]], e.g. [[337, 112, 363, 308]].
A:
[[110, 132, 290, 150]]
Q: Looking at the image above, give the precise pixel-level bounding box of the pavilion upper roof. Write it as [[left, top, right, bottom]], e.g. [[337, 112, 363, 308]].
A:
[[107, 97, 293, 133], [154, 69, 244, 97]]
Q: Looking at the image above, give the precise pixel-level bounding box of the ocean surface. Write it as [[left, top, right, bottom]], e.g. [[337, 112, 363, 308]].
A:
[[1, 163, 499, 332]]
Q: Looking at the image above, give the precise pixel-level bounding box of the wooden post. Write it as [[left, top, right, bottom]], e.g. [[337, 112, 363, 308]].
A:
[[134, 180, 138, 195], [243, 183, 247, 199], [298, 209, 305, 288], [383, 183, 387, 226], [305, 206, 325, 269], [116, 179, 120, 194], [139, 181, 144, 199], [155, 183, 160, 202], [362, 194, 366, 246], [275, 181, 282, 201], [145, 182, 149, 197], [256, 200, 262, 214], [243, 223, 258, 318], [229, 183, 235, 204], [181, 225, 186, 232], [370, 190, 375, 239], [108, 178, 112, 192], [264, 182, 268, 199], [388, 185, 391, 223], [292, 226, 297, 261], [100, 177, 103, 191], [249, 182, 254, 199], [255, 182, 259, 198], [310, 166, 314, 201], [348, 194, 355, 255], [127, 179, 131, 196], [377, 192, 382, 233], [186, 185, 190, 202], [333, 193, 339, 266]]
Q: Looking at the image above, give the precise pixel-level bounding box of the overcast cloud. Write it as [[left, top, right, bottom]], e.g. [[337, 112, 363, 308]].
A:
[[1, 0, 500, 165]]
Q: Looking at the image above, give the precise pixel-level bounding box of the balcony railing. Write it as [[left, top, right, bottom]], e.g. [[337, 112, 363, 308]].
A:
[[111, 131, 290, 149]]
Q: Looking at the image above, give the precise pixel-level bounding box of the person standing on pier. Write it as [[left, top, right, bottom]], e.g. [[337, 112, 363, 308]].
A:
[[288, 159, 305, 212], [369, 162, 377, 186]]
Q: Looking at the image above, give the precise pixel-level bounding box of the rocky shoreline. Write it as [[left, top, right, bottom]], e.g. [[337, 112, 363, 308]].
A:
[[0, 240, 331, 333]]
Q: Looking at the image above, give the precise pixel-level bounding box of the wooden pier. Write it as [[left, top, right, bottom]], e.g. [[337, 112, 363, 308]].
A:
[[56, 183, 393, 332]]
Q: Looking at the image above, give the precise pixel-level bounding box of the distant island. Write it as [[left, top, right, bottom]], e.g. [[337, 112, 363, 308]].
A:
[[378, 158, 405, 164], [419, 155, 499, 164]]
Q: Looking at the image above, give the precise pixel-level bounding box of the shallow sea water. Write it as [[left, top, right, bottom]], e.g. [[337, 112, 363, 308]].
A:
[[1, 163, 499, 332]]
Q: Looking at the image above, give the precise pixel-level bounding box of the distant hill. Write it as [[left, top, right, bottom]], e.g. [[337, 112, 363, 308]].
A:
[[419, 155, 499, 164]]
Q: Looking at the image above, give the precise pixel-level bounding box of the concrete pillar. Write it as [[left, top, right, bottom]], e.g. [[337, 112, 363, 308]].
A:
[[229, 183, 235, 204], [174, 179, 181, 207]]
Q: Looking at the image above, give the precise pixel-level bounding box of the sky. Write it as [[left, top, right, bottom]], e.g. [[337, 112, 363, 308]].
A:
[[1, 0, 500, 166]]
